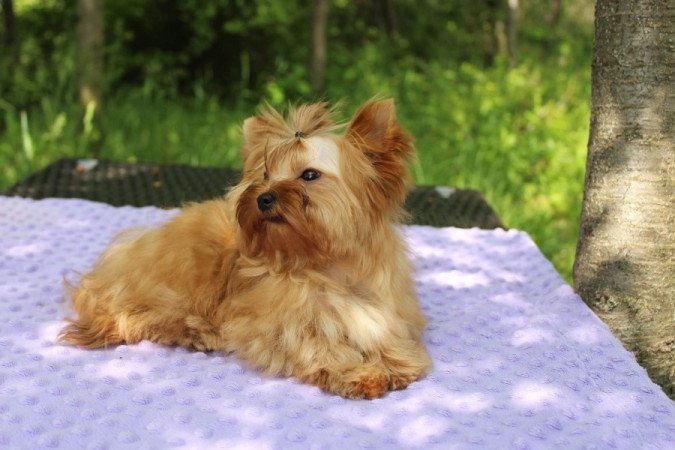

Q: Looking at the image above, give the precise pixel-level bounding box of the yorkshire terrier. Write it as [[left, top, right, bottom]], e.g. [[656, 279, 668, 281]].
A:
[[60, 99, 431, 399]]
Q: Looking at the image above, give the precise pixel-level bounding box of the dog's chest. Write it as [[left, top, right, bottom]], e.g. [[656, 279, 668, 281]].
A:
[[315, 284, 390, 352], [244, 270, 393, 352]]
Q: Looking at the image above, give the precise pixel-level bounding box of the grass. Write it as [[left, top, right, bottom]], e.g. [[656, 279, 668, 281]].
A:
[[0, 93, 245, 186]]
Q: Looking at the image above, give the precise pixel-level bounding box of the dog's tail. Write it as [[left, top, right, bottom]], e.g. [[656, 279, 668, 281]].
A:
[[59, 316, 123, 349], [58, 278, 124, 349]]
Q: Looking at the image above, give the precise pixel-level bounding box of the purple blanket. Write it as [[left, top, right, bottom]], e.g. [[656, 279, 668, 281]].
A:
[[0, 197, 673, 449]]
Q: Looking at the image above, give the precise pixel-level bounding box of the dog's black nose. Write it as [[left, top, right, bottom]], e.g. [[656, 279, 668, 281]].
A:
[[257, 192, 276, 212]]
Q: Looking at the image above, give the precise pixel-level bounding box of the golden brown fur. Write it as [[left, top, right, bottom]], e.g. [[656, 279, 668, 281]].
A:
[[60, 99, 431, 399]]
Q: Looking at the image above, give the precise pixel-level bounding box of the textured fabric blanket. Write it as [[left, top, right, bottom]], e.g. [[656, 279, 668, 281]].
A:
[[0, 196, 673, 449]]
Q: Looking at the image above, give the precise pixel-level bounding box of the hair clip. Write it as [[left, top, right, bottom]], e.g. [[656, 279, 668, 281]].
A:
[[294, 131, 305, 138]]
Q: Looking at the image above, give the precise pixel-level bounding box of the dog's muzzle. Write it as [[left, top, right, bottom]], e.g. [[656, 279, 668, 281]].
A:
[[257, 192, 276, 212]]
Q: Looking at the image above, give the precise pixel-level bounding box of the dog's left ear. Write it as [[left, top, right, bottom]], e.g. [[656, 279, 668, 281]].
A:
[[346, 99, 415, 205]]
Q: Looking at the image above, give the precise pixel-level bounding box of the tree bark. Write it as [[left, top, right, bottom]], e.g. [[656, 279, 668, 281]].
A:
[[77, 0, 104, 111], [310, 0, 328, 95], [574, 0, 675, 399]]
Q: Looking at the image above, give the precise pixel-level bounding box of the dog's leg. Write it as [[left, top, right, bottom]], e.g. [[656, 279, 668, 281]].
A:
[[60, 200, 236, 350], [226, 331, 393, 399], [302, 341, 430, 397], [60, 297, 212, 350], [298, 339, 430, 397], [290, 315, 430, 398]]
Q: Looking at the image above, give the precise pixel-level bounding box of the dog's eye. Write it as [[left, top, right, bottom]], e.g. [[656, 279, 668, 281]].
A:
[[263, 171, 269, 181], [300, 169, 321, 181]]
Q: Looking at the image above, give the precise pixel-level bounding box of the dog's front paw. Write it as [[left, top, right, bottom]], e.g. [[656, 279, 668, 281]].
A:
[[307, 365, 390, 399], [345, 369, 389, 400]]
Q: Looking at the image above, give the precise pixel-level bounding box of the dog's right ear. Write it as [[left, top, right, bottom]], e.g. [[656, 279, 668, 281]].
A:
[[241, 104, 288, 159], [242, 116, 266, 145], [241, 116, 267, 159]]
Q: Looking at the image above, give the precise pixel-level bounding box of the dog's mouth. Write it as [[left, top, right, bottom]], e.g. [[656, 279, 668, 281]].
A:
[[262, 215, 285, 224]]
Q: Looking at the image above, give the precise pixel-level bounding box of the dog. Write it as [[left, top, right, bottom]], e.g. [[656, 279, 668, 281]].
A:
[[60, 99, 431, 399]]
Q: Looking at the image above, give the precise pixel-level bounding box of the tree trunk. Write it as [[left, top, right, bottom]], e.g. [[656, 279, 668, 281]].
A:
[[507, 0, 518, 66], [77, 0, 103, 111], [310, 0, 328, 95], [495, 20, 507, 60], [484, 0, 501, 66], [574, 0, 675, 399], [376, 0, 399, 42], [2, 0, 17, 50], [546, 0, 563, 25], [543, 0, 563, 52], [77, 0, 104, 155]]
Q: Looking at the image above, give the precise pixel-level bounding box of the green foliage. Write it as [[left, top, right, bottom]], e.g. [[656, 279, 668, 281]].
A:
[[0, 0, 593, 282], [0, 1, 75, 108]]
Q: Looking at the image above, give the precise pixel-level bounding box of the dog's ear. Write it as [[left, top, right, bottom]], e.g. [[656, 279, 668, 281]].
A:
[[241, 104, 288, 160], [241, 116, 267, 158], [346, 99, 415, 205]]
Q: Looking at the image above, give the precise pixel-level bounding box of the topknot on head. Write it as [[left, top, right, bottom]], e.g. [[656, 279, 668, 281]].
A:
[[287, 102, 339, 138], [243, 102, 340, 151]]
